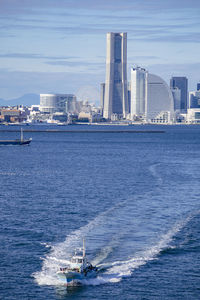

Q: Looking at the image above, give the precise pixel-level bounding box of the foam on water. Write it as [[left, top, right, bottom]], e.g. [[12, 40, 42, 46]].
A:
[[0, 172, 17, 176], [91, 244, 115, 266], [33, 204, 121, 286], [149, 163, 163, 185], [33, 209, 196, 287], [40, 242, 51, 248], [104, 219, 187, 278]]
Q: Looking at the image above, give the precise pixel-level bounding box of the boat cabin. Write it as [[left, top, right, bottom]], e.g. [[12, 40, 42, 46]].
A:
[[70, 253, 86, 270]]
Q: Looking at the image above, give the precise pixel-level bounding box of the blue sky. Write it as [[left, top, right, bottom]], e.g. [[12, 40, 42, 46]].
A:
[[0, 0, 200, 102]]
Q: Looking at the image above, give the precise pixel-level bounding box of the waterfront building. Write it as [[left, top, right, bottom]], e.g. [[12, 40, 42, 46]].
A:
[[151, 111, 171, 123], [130, 67, 147, 119], [40, 94, 77, 114], [170, 77, 188, 112], [189, 91, 200, 109], [0, 109, 21, 123], [103, 32, 128, 119], [30, 105, 40, 112], [52, 112, 68, 123], [187, 108, 200, 123], [78, 111, 91, 122]]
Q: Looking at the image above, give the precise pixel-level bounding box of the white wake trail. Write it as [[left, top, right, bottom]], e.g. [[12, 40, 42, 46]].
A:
[[33, 202, 127, 286], [33, 212, 194, 286], [149, 163, 163, 184], [101, 213, 195, 281]]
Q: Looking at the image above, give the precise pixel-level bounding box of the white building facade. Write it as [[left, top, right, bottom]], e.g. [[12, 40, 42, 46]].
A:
[[130, 67, 147, 119], [187, 108, 200, 123], [146, 73, 174, 122], [40, 94, 77, 114], [130, 68, 174, 123]]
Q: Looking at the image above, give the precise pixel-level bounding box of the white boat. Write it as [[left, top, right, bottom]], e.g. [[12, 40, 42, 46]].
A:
[[56, 240, 97, 285]]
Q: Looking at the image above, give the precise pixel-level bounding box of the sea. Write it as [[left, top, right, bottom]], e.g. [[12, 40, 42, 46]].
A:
[[1, 124, 200, 300]]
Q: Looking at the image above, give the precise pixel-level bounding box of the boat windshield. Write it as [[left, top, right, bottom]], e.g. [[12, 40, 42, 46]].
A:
[[71, 258, 83, 264]]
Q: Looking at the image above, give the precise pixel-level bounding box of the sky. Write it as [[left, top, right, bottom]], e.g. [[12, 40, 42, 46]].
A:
[[0, 0, 200, 103]]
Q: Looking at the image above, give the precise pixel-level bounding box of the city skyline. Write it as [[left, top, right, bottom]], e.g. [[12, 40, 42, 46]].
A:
[[0, 0, 200, 101]]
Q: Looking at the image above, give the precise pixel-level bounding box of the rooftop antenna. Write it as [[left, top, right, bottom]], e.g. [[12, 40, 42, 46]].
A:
[[83, 239, 85, 258], [20, 128, 23, 142]]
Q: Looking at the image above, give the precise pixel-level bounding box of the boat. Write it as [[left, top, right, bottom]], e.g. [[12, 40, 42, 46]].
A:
[[0, 128, 32, 145], [56, 240, 97, 285]]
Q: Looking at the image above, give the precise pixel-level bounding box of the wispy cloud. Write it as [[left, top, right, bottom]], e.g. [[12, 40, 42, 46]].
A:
[[1, 0, 200, 15], [0, 53, 78, 60], [143, 32, 200, 44], [45, 60, 105, 73], [1, 19, 199, 43], [149, 62, 200, 72], [129, 55, 159, 60], [0, 53, 105, 72]]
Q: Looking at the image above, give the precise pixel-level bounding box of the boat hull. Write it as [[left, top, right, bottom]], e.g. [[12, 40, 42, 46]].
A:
[[57, 269, 97, 285], [0, 139, 32, 145]]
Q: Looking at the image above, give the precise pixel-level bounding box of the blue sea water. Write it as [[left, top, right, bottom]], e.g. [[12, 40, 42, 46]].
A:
[[0, 124, 200, 299]]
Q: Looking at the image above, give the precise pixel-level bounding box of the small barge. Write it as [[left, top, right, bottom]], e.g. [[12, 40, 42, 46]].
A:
[[0, 128, 32, 145]]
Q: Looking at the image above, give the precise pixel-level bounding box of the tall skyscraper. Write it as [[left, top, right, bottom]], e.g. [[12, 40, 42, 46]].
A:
[[197, 83, 200, 91], [103, 32, 128, 119], [130, 67, 147, 119], [170, 77, 188, 112]]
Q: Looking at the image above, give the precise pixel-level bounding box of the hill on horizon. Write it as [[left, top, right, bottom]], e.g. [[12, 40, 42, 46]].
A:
[[0, 94, 40, 107]]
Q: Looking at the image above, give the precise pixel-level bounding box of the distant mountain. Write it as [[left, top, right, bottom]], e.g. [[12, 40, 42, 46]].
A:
[[0, 94, 40, 107]]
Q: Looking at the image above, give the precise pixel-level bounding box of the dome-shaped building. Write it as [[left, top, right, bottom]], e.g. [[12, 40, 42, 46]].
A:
[[130, 67, 174, 123], [146, 73, 174, 122]]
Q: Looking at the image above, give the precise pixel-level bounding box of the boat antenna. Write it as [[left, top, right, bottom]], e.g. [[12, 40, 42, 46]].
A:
[[83, 239, 85, 257], [21, 128, 23, 142]]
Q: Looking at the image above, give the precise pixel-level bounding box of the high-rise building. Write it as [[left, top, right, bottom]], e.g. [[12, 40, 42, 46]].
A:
[[170, 77, 188, 112], [197, 83, 200, 91], [147, 74, 174, 122], [130, 67, 174, 123], [103, 32, 128, 119], [130, 67, 147, 119], [189, 91, 200, 109], [130, 67, 174, 122]]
